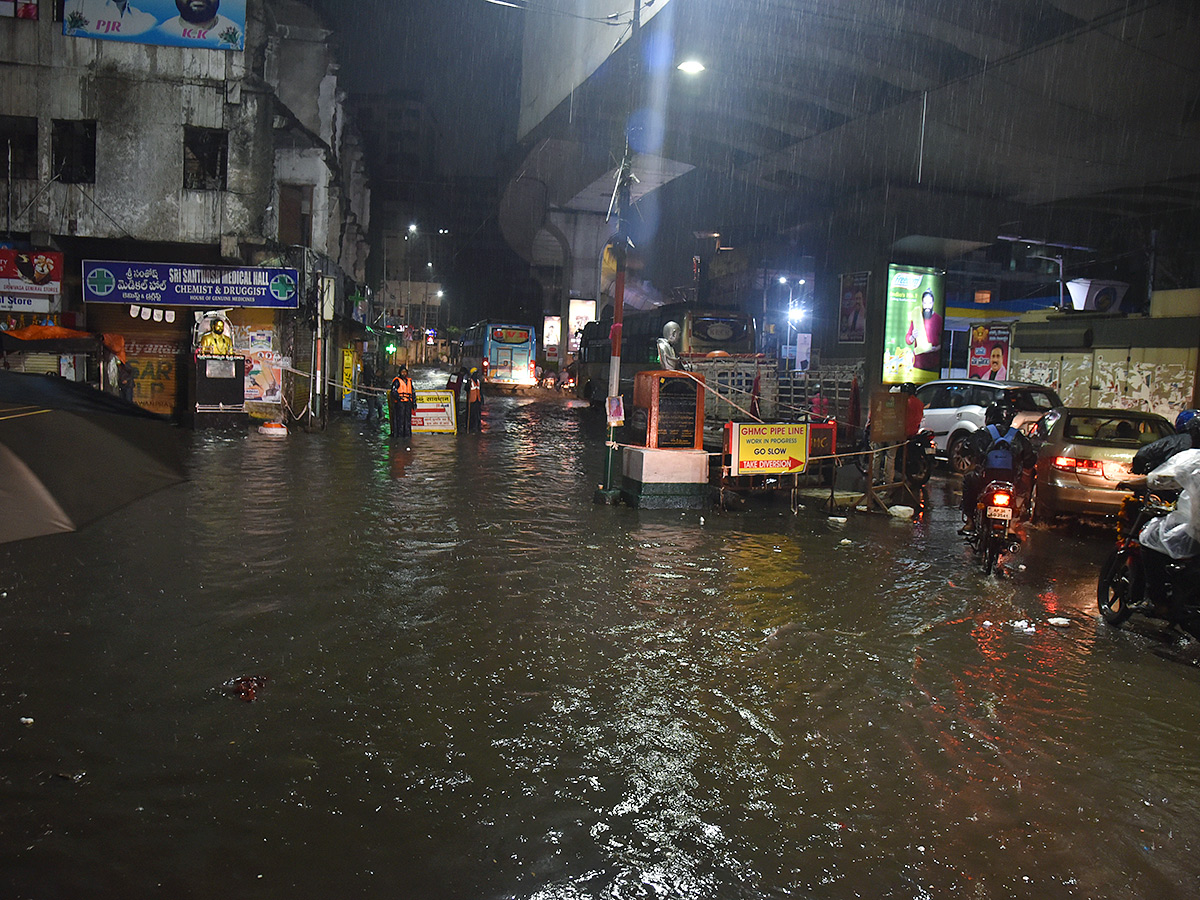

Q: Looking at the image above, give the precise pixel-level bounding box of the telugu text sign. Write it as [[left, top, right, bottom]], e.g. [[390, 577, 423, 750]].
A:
[[82, 261, 299, 309], [731, 423, 809, 475]]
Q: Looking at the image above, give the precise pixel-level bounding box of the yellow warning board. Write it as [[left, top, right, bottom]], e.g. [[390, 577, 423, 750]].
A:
[[731, 423, 808, 475]]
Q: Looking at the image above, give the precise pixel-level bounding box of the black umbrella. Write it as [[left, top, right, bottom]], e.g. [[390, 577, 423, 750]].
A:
[[0, 371, 186, 544]]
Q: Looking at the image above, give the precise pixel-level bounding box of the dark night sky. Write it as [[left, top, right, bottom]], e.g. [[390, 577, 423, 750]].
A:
[[312, 0, 524, 176]]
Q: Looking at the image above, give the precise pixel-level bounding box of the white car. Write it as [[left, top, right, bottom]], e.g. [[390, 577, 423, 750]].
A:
[[914, 379, 1062, 473]]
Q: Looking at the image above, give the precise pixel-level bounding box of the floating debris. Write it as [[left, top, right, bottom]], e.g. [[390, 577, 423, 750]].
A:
[[226, 675, 269, 702], [1048, 617, 1071, 628]]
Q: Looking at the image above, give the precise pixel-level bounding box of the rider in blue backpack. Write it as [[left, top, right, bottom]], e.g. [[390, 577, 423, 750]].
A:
[[959, 401, 1035, 534]]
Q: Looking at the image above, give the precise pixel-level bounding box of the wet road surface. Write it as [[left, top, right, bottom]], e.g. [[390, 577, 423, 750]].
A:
[[4, 374, 1200, 899]]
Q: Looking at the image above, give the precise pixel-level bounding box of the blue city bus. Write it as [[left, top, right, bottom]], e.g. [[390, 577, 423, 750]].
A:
[[459, 321, 538, 391]]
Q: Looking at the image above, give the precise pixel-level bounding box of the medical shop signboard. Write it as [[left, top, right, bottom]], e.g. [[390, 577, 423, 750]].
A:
[[730, 423, 809, 476], [83, 261, 299, 308]]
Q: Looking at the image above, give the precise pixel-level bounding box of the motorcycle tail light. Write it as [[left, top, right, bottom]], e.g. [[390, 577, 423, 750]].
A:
[[991, 491, 1012, 507]]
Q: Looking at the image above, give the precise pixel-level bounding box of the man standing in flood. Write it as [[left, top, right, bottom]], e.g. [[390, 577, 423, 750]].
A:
[[391, 365, 414, 441], [465, 367, 483, 433]]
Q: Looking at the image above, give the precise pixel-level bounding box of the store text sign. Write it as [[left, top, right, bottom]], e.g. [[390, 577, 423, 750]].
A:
[[730, 423, 809, 475], [82, 261, 300, 308]]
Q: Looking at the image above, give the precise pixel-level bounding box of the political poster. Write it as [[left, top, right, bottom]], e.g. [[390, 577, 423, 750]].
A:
[[838, 271, 869, 344], [968, 324, 1011, 381], [63, 0, 245, 50]]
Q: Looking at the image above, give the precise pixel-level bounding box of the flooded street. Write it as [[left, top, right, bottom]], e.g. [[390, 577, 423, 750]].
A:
[[4, 375, 1200, 899]]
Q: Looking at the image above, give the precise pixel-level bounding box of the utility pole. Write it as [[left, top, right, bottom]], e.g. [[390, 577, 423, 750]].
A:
[[598, 0, 640, 502]]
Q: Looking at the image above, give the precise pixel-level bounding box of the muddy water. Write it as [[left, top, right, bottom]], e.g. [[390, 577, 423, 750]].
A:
[[3, 378, 1200, 899]]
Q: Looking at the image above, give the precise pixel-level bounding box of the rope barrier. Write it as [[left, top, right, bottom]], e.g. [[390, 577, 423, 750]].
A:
[[672, 366, 856, 434]]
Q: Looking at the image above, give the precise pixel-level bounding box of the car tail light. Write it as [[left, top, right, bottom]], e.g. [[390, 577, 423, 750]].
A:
[[1053, 456, 1103, 475], [529, 360, 536, 380], [990, 490, 1012, 507]]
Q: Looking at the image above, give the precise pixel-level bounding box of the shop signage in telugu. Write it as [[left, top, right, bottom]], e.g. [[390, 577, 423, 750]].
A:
[[82, 261, 300, 308]]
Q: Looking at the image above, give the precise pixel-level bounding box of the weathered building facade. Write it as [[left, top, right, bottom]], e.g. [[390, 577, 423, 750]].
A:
[[0, 0, 369, 422]]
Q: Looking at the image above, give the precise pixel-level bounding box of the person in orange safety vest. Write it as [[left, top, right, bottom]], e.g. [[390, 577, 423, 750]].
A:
[[390, 365, 414, 440]]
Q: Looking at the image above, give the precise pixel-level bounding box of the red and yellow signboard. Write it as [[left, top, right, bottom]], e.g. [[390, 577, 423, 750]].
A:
[[730, 423, 809, 475], [0, 248, 63, 295]]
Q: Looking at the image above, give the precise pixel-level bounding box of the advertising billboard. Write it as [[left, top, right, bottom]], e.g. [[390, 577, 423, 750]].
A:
[[883, 264, 944, 384], [568, 299, 595, 353], [543, 315, 561, 360], [63, 0, 245, 50]]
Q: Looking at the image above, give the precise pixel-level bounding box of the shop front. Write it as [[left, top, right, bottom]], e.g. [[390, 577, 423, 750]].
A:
[[82, 260, 300, 423]]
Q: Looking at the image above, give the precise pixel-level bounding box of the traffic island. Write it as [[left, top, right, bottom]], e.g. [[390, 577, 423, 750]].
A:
[[620, 446, 713, 509]]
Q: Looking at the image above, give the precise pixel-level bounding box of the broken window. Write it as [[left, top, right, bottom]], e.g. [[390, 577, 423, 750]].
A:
[[278, 183, 313, 247], [0, 115, 38, 180], [52, 119, 96, 184], [183, 126, 227, 191], [0, 2, 39, 19]]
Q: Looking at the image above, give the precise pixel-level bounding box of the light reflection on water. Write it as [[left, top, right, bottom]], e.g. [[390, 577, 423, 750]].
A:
[[3, 386, 1200, 898]]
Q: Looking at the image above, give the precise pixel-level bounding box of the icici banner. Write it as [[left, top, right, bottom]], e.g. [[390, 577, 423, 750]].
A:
[[0, 249, 64, 296]]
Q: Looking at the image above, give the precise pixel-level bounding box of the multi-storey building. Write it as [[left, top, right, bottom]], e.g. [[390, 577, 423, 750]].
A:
[[0, 0, 370, 421]]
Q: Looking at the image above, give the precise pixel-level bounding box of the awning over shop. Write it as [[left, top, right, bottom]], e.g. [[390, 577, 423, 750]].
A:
[[0, 325, 126, 362]]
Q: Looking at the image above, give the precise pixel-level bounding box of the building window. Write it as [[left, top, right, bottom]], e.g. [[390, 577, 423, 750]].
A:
[[52, 119, 96, 184], [0, 115, 38, 180], [278, 183, 313, 247], [1, 2, 39, 19], [183, 126, 227, 191]]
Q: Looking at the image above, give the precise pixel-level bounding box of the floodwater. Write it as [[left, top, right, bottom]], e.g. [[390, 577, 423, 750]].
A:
[[4, 370, 1200, 899]]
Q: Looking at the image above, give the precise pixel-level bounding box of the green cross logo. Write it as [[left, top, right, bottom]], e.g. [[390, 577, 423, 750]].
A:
[[270, 274, 296, 302], [87, 268, 116, 297]]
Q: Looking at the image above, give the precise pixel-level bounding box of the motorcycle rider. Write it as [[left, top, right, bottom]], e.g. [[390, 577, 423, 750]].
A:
[[1132, 409, 1200, 475], [1130, 412, 1200, 620], [958, 401, 1036, 534]]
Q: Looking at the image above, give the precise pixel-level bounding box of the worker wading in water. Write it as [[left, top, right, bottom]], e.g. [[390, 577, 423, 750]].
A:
[[465, 367, 483, 433], [390, 365, 415, 441]]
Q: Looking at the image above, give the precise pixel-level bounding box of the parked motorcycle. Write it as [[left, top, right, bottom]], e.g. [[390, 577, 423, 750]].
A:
[[1098, 481, 1200, 638], [967, 479, 1023, 575]]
